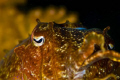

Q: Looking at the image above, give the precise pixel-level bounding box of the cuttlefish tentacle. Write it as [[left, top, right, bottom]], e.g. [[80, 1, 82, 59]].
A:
[[77, 32, 105, 65], [82, 50, 120, 67], [93, 73, 117, 80]]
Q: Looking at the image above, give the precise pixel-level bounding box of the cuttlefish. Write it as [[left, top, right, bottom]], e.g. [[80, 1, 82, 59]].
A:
[[0, 19, 120, 80]]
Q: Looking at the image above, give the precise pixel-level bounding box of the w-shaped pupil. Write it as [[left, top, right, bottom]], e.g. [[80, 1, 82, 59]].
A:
[[34, 38, 43, 43]]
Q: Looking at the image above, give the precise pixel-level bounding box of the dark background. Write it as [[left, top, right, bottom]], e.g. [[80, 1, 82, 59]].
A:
[[17, 0, 120, 52]]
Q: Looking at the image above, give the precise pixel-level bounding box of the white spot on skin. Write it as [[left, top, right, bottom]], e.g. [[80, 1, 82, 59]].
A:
[[78, 49, 82, 54], [33, 55, 37, 58], [26, 60, 28, 63], [84, 39, 87, 43], [74, 63, 80, 70], [61, 64, 65, 67], [83, 54, 87, 59], [69, 56, 72, 61]]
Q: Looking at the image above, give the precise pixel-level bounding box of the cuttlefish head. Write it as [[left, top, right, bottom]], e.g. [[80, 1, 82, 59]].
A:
[[5, 19, 120, 80]]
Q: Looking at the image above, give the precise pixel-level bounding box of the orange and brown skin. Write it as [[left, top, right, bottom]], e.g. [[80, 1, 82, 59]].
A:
[[0, 19, 120, 80]]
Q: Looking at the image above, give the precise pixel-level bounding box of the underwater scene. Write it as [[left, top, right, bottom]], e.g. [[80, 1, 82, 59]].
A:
[[0, 0, 120, 80]]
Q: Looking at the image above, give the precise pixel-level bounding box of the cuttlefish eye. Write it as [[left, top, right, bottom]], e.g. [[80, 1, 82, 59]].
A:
[[108, 43, 114, 49], [33, 36, 45, 47]]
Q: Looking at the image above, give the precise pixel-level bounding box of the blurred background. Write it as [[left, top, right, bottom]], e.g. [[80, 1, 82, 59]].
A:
[[0, 0, 120, 60]]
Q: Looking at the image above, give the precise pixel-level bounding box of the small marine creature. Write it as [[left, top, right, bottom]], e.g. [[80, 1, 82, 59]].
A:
[[0, 19, 120, 80]]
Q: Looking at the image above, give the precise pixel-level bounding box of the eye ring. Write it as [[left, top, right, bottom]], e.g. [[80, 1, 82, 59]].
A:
[[33, 36, 45, 47]]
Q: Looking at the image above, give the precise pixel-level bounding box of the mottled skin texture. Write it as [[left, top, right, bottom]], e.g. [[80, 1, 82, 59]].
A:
[[0, 19, 120, 80]]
